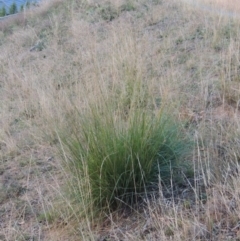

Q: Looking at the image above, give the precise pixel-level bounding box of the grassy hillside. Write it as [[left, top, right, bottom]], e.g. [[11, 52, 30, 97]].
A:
[[1, 0, 240, 240]]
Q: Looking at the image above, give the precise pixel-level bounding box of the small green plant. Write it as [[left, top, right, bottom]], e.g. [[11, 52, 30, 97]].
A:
[[0, 6, 6, 17], [98, 2, 118, 21], [37, 211, 55, 224], [165, 226, 174, 237], [9, 2, 18, 15], [120, 0, 136, 12], [152, 0, 162, 4]]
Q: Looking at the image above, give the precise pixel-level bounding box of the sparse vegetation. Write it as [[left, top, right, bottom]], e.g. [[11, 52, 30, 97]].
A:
[[120, 0, 136, 12], [98, 2, 119, 21], [1, 0, 240, 240]]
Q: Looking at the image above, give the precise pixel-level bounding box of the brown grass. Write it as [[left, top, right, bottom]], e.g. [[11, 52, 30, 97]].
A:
[[0, 0, 240, 240], [0, 13, 27, 33], [203, 0, 240, 13]]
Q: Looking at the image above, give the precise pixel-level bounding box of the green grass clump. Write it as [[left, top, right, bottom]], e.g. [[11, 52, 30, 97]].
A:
[[60, 103, 191, 213], [98, 2, 118, 21]]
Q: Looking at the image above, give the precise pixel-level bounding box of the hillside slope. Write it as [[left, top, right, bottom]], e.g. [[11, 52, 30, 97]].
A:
[[1, 0, 240, 240]]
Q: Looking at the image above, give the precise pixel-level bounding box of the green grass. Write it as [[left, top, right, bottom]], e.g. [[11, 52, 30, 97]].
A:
[[60, 98, 192, 213]]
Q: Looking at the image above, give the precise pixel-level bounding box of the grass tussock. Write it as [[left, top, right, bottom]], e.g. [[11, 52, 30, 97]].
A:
[[60, 100, 192, 213]]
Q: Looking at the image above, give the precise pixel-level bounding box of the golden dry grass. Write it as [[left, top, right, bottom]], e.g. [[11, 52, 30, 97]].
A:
[[0, 0, 240, 240]]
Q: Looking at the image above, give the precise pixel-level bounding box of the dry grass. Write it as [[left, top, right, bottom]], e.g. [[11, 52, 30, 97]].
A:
[[201, 0, 240, 14], [0, 0, 240, 240]]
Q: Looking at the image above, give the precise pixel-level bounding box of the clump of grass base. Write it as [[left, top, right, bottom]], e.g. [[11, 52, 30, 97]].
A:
[[60, 103, 192, 214]]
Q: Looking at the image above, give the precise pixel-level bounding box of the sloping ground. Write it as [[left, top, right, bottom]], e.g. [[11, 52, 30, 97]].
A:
[[0, 0, 240, 240], [203, 0, 240, 13], [184, 0, 240, 16]]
